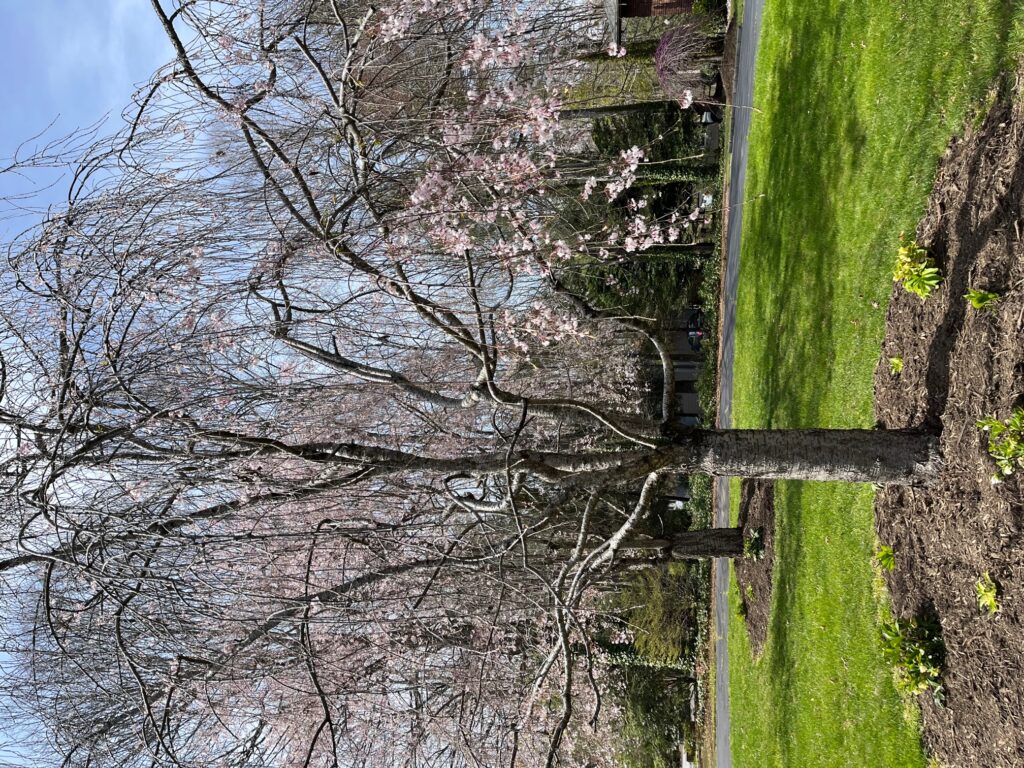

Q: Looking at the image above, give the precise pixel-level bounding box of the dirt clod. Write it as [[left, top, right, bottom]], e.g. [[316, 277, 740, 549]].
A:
[[734, 479, 774, 656]]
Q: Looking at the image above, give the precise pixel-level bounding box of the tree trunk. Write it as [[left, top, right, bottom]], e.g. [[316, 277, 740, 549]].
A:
[[548, 166, 716, 192], [668, 528, 744, 559], [559, 100, 678, 121], [579, 39, 661, 62], [633, 166, 717, 186], [665, 428, 942, 485], [634, 243, 715, 257], [522, 429, 941, 487], [610, 531, 744, 560]]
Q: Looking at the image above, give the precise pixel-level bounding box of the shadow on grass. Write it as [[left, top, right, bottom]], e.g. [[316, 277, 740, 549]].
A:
[[729, 0, 1024, 765], [763, 481, 804, 764], [741, 0, 1022, 431], [739, 7, 860, 428]]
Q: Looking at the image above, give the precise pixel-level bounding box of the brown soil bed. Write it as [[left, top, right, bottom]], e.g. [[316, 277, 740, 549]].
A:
[[719, 18, 738, 106], [874, 84, 1024, 767], [733, 479, 774, 656]]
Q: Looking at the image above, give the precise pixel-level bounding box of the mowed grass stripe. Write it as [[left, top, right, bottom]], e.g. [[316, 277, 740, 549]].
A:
[[727, 1, 1024, 766]]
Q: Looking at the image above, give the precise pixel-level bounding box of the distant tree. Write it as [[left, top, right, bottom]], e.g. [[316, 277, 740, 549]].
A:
[[654, 15, 726, 105]]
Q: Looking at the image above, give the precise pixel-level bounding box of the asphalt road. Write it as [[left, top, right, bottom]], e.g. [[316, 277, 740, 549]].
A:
[[714, 0, 765, 766]]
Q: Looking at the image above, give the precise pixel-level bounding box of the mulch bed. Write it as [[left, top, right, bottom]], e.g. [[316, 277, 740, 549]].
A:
[[719, 18, 738, 106], [734, 479, 774, 656], [874, 78, 1024, 767]]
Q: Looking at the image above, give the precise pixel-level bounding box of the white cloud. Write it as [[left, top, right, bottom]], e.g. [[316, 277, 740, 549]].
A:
[[0, 1, 174, 233], [38, 0, 173, 126]]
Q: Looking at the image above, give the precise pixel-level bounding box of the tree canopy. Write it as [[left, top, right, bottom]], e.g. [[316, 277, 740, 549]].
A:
[[0, 2, 939, 766]]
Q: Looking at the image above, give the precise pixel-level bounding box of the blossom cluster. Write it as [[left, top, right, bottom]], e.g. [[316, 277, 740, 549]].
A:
[[377, 0, 478, 43], [501, 304, 584, 356]]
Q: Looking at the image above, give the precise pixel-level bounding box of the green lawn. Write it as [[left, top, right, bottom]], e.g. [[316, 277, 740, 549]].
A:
[[728, 0, 1024, 766]]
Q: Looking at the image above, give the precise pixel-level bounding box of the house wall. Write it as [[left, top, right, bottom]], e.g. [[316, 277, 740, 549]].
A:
[[643, 307, 707, 426], [620, 0, 693, 17]]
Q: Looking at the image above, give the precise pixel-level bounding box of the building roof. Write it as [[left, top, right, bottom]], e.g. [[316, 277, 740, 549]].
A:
[[603, 0, 622, 45]]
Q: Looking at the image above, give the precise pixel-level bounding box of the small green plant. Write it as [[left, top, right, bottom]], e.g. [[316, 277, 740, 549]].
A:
[[977, 408, 1024, 481], [875, 544, 896, 572], [965, 287, 1000, 309], [888, 356, 904, 375], [893, 236, 942, 299], [743, 527, 765, 561], [738, 585, 755, 620], [975, 572, 1000, 616], [879, 615, 945, 703]]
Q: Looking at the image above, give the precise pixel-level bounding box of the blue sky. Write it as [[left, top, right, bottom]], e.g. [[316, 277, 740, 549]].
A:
[[0, 0, 173, 232], [0, 5, 173, 761]]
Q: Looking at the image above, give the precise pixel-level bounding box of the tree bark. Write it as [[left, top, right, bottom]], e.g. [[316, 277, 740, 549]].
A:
[[184, 428, 942, 487], [522, 429, 941, 487], [632, 243, 715, 257], [609, 530, 744, 561], [559, 100, 678, 121], [665, 428, 942, 485], [669, 528, 744, 559]]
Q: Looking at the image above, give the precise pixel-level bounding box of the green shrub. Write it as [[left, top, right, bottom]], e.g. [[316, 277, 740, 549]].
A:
[[611, 563, 700, 663], [975, 572, 1000, 616], [965, 287, 1000, 309], [893, 237, 942, 298], [880, 615, 945, 703], [888, 356, 904, 375], [743, 527, 765, 560], [875, 544, 896, 572], [612, 668, 694, 768], [687, 474, 714, 530], [977, 408, 1024, 481]]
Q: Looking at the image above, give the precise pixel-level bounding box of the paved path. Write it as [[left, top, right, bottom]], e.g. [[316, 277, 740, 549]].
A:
[[714, 1, 765, 767]]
